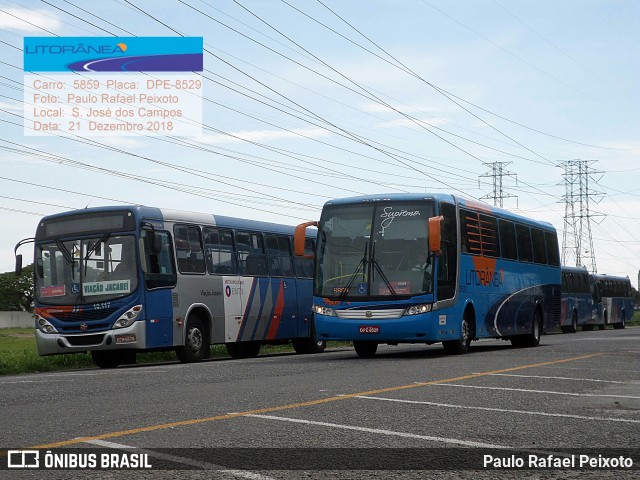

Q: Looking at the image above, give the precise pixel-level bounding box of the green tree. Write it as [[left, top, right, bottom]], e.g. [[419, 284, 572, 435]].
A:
[[0, 265, 34, 312]]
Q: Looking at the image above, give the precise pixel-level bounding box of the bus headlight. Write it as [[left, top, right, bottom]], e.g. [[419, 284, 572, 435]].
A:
[[113, 305, 143, 329], [36, 314, 58, 334], [404, 304, 433, 316], [312, 305, 336, 316]]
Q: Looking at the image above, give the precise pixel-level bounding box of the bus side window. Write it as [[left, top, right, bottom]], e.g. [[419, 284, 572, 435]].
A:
[[438, 202, 457, 300], [266, 234, 294, 277], [295, 238, 315, 278], [203, 227, 237, 275], [545, 231, 560, 266], [515, 224, 533, 263], [142, 230, 177, 289], [531, 228, 547, 264], [238, 231, 267, 276], [499, 220, 517, 260], [174, 224, 206, 274]]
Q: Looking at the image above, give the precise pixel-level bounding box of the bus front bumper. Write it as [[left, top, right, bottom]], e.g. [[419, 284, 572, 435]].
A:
[[315, 314, 460, 343], [36, 320, 147, 355]]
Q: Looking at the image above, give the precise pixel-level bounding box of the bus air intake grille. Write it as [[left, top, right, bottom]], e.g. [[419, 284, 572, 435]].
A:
[[52, 308, 119, 322], [336, 309, 405, 319], [58, 323, 111, 333], [63, 334, 105, 346]]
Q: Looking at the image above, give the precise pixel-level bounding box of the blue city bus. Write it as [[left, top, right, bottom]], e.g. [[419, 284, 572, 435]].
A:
[[294, 193, 561, 357], [15, 205, 324, 368], [560, 266, 592, 333], [587, 273, 632, 330]]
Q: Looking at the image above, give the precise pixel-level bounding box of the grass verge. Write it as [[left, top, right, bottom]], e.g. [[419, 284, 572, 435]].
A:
[[0, 329, 344, 376]]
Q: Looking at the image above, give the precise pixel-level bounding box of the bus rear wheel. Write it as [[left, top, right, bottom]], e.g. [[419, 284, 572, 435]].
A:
[[562, 312, 578, 334], [353, 341, 377, 358], [443, 311, 473, 355], [292, 338, 326, 354], [511, 309, 541, 348], [176, 316, 208, 363], [613, 313, 626, 329], [226, 342, 261, 359]]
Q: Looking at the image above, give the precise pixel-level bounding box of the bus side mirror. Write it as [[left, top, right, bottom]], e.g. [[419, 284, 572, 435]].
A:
[[429, 216, 443, 256], [294, 221, 318, 258], [15, 254, 23, 276]]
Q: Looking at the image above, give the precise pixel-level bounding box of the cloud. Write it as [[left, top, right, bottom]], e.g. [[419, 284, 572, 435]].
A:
[[197, 127, 331, 145], [0, 100, 23, 113], [0, 8, 61, 32], [376, 117, 451, 129]]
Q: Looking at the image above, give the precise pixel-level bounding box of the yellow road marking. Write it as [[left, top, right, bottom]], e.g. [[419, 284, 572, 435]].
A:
[[27, 352, 602, 450]]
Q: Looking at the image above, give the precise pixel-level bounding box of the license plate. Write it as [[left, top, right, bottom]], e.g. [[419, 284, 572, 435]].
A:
[[359, 326, 380, 334], [115, 334, 136, 344]]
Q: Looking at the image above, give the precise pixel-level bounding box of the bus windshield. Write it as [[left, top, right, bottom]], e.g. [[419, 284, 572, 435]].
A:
[[316, 201, 434, 299], [35, 235, 139, 305]]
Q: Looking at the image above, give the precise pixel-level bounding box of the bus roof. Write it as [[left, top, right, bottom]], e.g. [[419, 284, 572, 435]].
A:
[[38, 205, 306, 237], [561, 265, 590, 274], [322, 193, 556, 231]]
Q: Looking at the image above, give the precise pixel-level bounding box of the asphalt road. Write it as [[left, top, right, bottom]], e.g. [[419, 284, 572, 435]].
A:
[[1, 327, 639, 479]]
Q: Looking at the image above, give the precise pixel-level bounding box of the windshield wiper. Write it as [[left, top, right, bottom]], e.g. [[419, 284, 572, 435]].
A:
[[371, 241, 396, 295], [85, 233, 110, 261], [339, 241, 368, 301], [84, 233, 110, 276], [54, 239, 76, 280], [55, 240, 74, 266]]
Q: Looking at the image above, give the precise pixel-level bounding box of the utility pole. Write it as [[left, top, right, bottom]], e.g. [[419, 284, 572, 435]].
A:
[[480, 161, 517, 208], [559, 160, 605, 272]]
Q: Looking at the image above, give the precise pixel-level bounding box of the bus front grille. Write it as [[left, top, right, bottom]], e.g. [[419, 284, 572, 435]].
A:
[[63, 334, 106, 346], [336, 309, 405, 319], [52, 308, 119, 323]]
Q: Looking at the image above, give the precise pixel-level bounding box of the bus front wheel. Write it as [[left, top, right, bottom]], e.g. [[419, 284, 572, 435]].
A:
[[91, 350, 123, 369], [353, 341, 377, 358], [176, 316, 208, 363], [443, 310, 473, 355]]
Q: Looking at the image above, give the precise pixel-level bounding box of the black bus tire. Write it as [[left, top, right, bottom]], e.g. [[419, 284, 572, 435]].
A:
[[91, 350, 123, 369], [353, 341, 377, 358], [176, 315, 208, 363]]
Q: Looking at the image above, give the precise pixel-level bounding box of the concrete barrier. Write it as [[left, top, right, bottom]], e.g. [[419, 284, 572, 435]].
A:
[[0, 311, 34, 329]]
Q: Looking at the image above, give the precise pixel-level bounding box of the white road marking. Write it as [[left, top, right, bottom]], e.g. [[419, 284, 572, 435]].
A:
[[83, 439, 278, 479], [432, 383, 640, 399], [246, 414, 510, 449], [0, 369, 171, 384], [477, 373, 627, 383], [355, 395, 640, 423]]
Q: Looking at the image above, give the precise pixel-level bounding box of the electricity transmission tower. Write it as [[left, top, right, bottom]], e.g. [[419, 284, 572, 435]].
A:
[[480, 162, 517, 208], [559, 160, 605, 272]]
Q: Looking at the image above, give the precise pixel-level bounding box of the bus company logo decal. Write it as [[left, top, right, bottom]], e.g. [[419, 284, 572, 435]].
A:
[[379, 206, 421, 234], [224, 279, 244, 297], [466, 256, 504, 287]]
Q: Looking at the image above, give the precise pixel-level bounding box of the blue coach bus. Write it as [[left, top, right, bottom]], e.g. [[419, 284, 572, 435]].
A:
[[560, 266, 592, 333], [587, 273, 632, 330], [294, 194, 561, 357], [15, 205, 324, 368]]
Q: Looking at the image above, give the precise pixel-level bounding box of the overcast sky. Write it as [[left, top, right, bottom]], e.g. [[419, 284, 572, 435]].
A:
[[1, 0, 639, 287]]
